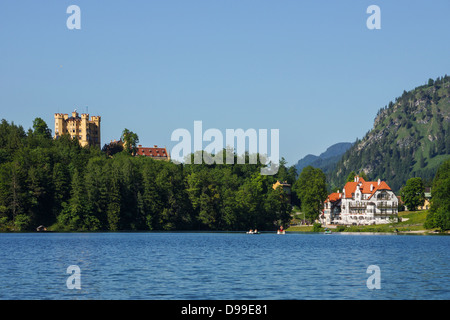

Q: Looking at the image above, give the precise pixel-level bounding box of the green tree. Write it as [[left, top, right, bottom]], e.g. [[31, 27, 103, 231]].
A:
[[102, 141, 124, 157], [85, 157, 108, 228], [52, 162, 71, 219], [141, 161, 162, 230], [0, 120, 26, 160], [293, 166, 327, 223], [346, 171, 357, 182], [400, 177, 425, 211], [121, 128, 139, 155], [154, 163, 191, 230], [275, 157, 297, 185], [186, 170, 221, 229], [424, 159, 450, 231], [14, 214, 31, 231], [106, 163, 121, 231], [32, 117, 52, 139], [0, 161, 29, 227], [28, 163, 52, 226], [265, 186, 292, 229]]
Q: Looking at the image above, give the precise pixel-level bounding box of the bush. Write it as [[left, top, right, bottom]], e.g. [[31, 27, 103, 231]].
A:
[[312, 222, 323, 232], [14, 214, 31, 231]]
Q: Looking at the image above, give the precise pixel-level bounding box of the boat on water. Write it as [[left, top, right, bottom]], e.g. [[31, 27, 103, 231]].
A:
[[246, 229, 260, 234], [324, 228, 332, 234], [277, 230, 285, 235]]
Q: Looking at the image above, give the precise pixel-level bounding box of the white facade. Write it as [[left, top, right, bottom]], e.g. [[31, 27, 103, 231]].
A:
[[322, 177, 399, 226]]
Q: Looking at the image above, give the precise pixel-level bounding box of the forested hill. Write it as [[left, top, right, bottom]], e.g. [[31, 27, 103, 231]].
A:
[[0, 119, 294, 232], [329, 75, 450, 192]]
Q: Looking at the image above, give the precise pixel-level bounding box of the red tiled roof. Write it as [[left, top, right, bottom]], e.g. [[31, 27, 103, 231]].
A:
[[343, 176, 392, 199], [368, 181, 392, 199], [136, 146, 169, 158], [327, 192, 341, 202], [359, 181, 377, 194], [325, 192, 342, 203], [375, 181, 391, 191], [343, 181, 358, 198]]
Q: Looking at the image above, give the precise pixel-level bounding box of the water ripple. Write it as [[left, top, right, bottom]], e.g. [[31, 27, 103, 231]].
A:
[[0, 233, 448, 300]]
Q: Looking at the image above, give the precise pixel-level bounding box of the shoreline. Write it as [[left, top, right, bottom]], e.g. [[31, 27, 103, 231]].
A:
[[1, 229, 448, 235]]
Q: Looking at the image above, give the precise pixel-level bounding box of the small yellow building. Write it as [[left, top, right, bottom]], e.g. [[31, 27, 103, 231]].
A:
[[418, 188, 432, 210], [272, 180, 291, 192], [272, 180, 291, 203], [54, 110, 101, 148]]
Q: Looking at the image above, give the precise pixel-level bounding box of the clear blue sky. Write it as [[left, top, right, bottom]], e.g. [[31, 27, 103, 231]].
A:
[[1, 0, 449, 165]]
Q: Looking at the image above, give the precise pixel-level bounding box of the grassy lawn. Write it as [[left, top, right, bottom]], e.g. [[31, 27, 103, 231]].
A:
[[395, 210, 429, 232], [287, 210, 432, 233], [287, 225, 314, 232]]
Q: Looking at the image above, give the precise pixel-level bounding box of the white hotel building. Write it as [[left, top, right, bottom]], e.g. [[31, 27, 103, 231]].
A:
[[322, 176, 399, 226]]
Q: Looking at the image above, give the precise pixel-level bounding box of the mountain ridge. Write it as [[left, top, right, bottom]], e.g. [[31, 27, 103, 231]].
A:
[[295, 142, 353, 174], [328, 75, 450, 192]]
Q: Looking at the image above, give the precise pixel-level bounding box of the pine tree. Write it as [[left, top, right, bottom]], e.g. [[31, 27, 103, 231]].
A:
[[106, 165, 121, 231]]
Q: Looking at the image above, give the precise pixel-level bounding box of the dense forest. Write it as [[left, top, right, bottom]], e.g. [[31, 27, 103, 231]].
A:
[[0, 118, 297, 232], [329, 75, 450, 192]]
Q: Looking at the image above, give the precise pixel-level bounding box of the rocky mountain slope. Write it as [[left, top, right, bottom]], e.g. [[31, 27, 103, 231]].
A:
[[329, 75, 450, 192]]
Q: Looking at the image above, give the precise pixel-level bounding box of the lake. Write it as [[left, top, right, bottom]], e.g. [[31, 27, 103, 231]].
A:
[[0, 232, 448, 300]]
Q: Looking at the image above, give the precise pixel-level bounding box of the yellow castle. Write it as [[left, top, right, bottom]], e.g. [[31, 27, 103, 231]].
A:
[[54, 110, 101, 148]]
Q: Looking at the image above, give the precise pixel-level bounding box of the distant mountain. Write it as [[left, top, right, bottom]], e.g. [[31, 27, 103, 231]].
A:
[[295, 142, 353, 174], [329, 75, 450, 192]]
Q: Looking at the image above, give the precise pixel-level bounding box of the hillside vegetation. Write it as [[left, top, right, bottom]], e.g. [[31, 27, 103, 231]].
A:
[[0, 120, 294, 232], [330, 75, 450, 192]]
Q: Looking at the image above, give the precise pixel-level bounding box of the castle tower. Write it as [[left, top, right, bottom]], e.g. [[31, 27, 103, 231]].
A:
[[81, 113, 89, 147], [89, 115, 101, 148], [54, 113, 66, 138]]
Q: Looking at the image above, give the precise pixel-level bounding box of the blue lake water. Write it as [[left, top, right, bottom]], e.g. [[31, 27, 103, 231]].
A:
[[0, 232, 448, 300]]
